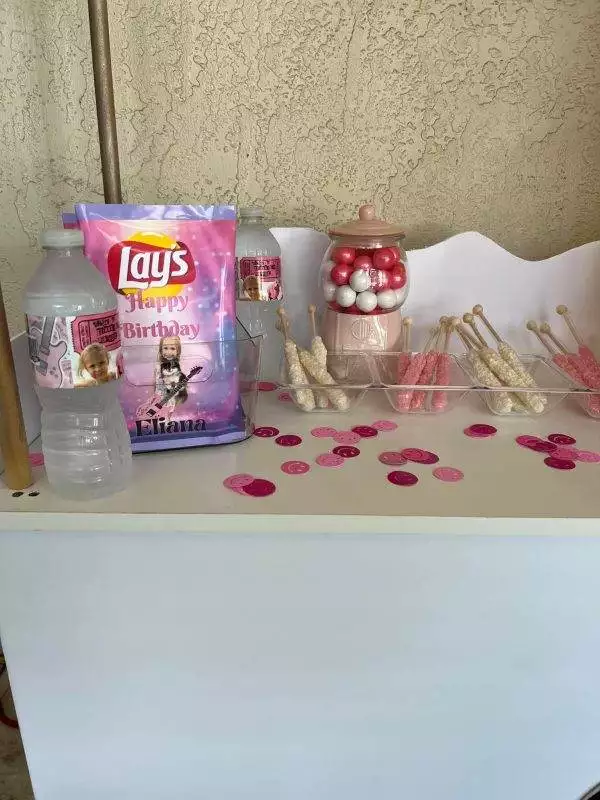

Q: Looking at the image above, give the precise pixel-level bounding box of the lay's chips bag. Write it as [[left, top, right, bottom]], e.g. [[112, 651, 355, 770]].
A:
[[76, 204, 247, 452]]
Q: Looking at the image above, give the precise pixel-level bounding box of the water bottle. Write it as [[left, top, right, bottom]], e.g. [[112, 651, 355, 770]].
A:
[[23, 229, 131, 500], [235, 208, 282, 381]]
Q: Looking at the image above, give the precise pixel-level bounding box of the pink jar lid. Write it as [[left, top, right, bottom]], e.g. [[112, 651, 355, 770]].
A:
[[329, 204, 405, 238]]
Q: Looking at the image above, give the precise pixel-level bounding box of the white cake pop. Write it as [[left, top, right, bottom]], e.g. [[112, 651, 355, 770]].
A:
[[355, 290, 377, 313], [335, 285, 357, 308], [323, 281, 336, 302], [349, 269, 371, 293], [376, 289, 397, 310]]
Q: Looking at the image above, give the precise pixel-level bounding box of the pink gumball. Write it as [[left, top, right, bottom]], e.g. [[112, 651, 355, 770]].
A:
[[331, 246, 356, 265], [368, 268, 390, 292], [388, 264, 407, 290], [372, 248, 398, 270], [353, 254, 372, 270], [330, 263, 353, 286]]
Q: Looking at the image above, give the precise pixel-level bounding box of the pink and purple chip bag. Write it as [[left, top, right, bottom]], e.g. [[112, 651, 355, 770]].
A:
[[76, 204, 245, 452]]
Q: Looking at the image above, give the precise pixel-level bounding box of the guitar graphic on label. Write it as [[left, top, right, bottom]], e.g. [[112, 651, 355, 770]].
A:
[[28, 317, 69, 387], [136, 365, 204, 420]]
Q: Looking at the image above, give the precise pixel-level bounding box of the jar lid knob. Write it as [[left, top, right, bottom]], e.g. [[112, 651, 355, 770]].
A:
[[358, 204, 376, 222]]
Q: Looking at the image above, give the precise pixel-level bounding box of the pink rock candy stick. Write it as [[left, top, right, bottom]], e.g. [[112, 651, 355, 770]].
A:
[[410, 351, 440, 410], [397, 352, 427, 409], [432, 352, 451, 411]]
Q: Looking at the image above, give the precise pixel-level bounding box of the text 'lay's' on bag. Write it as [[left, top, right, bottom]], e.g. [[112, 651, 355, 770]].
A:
[[76, 204, 246, 452]]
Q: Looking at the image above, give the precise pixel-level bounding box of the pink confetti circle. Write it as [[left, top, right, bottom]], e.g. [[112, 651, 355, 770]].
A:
[[332, 430, 361, 445], [526, 440, 557, 453], [552, 447, 579, 461], [371, 420, 398, 432], [378, 451, 408, 466], [401, 448, 438, 464], [515, 435, 543, 448], [576, 450, 600, 463], [352, 425, 379, 438], [464, 424, 497, 438], [29, 452, 44, 467], [315, 453, 345, 468], [223, 473, 255, 491], [332, 445, 361, 458], [254, 426, 280, 438], [281, 460, 311, 475], [243, 478, 277, 497], [548, 433, 576, 446], [433, 466, 464, 483], [275, 434, 302, 447], [387, 470, 419, 487], [544, 456, 576, 471], [258, 381, 277, 392], [278, 392, 292, 402], [311, 426, 338, 438]]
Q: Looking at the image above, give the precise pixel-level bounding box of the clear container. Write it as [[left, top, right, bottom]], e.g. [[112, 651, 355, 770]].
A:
[[23, 228, 132, 500], [320, 204, 408, 352], [278, 351, 372, 413], [458, 354, 572, 416], [235, 207, 282, 382], [371, 352, 472, 414]]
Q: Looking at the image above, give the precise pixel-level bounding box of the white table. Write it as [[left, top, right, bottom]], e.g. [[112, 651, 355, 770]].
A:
[[1, 390, 600, 800]]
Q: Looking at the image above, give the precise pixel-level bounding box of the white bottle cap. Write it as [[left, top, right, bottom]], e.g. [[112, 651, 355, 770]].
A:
[[239, 207, 264, 219], [40, 228, 84, 249]]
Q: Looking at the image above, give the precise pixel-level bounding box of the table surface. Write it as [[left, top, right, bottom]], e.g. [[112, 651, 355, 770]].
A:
[[1, 390, 600, 534]]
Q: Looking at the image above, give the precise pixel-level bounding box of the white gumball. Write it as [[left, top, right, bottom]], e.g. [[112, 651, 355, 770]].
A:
[[335, 285, 357, 308], [323, 260, 335, 275], [323, 280, 336, 302], [349, 269, 371, 293], [355, 290, 377, 313], [395, 288, 407, 305], [376, 289, 397, 310]]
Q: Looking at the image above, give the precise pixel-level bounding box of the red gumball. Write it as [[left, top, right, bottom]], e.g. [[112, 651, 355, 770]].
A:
[[372, 247, 398, 270], [353, 254, 373, 270], [368, 268, 390, 292], [388, 264, 407, 290], [331, 246, 356, 265], [356, 248, 374, 257], [330, 262, 353, 286]]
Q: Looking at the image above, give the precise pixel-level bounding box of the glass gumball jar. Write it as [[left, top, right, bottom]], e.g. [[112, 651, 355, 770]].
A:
[[320, 204, 408, 352]]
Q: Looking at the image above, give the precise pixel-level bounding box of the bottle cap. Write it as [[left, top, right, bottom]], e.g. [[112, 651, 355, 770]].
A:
[[239, 207, 264, 219], [40, 229, 84, 249], [329, 204, 405, 238]]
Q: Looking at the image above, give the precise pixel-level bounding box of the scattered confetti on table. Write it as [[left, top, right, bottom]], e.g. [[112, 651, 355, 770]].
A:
[[281, 460, 311, 475], [258, 381, 277, 392], [378, 451, 408, 466], [311, 426, 338, 438], [547, 433, 576, 446], [275, 434, 302, 447], [552, 447, 579, 461], [387, 470, 419, 487], [332, 430, 361, 445], [575, 450, 600, 463], [515, 435, 543, 448], [223, 474, 255, 494], [464, 424, 497, 438], [315, 453, 345, 468], [544, 456, 576, 471], [433, 466, 464, 483], [351, 425, 378, 438], [371, 420, 398, 432], [254, 426, 280, 438], [401, 448, 439, 464], [278, 392, 292, 402], [332, 445, 361, 458], [243, 478, 277, 497]]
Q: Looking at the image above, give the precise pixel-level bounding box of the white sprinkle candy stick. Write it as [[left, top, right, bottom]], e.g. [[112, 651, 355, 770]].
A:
[[277, 307, 315, 411], [298, 349, 350, 410], [478, 347, 544, 413], [453, 320, 512, 413], [308, 304, 329, 408]]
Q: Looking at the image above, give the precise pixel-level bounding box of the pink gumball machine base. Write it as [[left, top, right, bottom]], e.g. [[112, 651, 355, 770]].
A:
[[322, 307, 403, 352]]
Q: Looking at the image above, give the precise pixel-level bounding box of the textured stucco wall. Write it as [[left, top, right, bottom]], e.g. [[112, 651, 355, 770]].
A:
[[1, 0, 600, 333]]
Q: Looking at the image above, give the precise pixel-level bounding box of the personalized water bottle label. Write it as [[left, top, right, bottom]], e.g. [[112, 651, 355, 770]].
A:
[[26, 311, 122, 389], [237, 256, 282, 301]]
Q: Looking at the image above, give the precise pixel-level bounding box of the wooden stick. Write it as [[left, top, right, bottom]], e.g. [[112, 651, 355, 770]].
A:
[[472, 304, 502, 345], [0, 284, 33, 490], [402, 317, 412, 353], [463, 313, 488, 347], [452, 318, 475, 351], [556, 305, 585, 347], [276, 307, 291, 342], [526, 321, 556, 355], [308, 304, 318, 340], [456, 321, 480, 348], [539, 322, 569, 354], [440, 317, 452, 354]]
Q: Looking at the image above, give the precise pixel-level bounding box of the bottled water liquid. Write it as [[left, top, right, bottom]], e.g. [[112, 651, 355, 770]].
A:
[[235, 208, 282, 381], [23, 229, 131, 499]]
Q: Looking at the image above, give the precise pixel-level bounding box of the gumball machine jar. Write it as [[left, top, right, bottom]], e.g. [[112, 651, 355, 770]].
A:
[[320, 204, 408, 352]]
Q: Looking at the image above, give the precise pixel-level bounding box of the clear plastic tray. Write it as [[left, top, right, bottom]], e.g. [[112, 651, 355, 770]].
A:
[[457, 354, 572, 416], [369, 352, 472, 414]]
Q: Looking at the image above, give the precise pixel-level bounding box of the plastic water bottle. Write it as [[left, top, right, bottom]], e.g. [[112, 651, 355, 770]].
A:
[[235, 208, 282, 381], [23, 229, 131, 500]]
